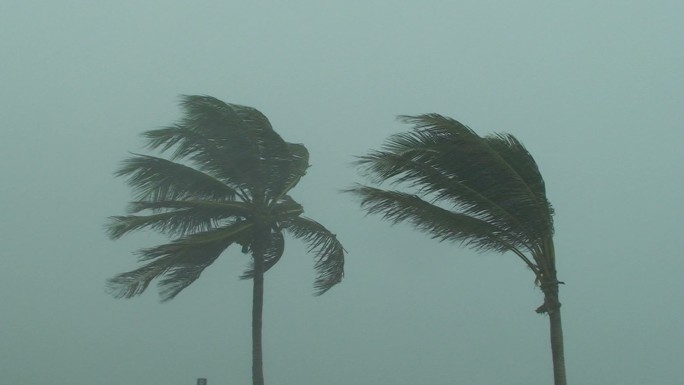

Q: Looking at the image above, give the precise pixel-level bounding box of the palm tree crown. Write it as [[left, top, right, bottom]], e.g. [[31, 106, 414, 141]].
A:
[[106, 95, 345, 300], [347, 114, 566, 385], [349, 114, 556, 289]]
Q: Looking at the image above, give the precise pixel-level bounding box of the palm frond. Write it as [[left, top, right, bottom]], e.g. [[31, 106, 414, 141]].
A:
[[106, 259, 168, 300], [106, 212, 210, 240], [266, 143, 310, 203], [284, 216, 345, 295], [227, 101, 287, 156], [223, 102, 315, 202], [355, 146, 526, 238], [107, 222, 253, 301], [142, 125, 261, 194], [106, 200, 253, 239], [109, 240, 225, 302], [142, 95, 293, 195], [182, 96, 292, 189], [346, 185, 517, 253], [127, 199, 252, 215], [137, 222, 254, 261], [116, 154, 238, 201], [271, 195, 305, 221], [484, 133, 554, 235]]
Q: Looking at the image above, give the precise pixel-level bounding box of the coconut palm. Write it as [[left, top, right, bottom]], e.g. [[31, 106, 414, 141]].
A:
[[347, 114, 566, 385], [105, 95, 345, 385]]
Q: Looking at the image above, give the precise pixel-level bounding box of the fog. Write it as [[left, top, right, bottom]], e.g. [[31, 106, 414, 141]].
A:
[[1, 1, 682, 384]]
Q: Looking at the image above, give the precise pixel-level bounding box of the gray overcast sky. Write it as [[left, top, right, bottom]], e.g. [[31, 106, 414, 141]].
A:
[[1, 1, 682, 384]]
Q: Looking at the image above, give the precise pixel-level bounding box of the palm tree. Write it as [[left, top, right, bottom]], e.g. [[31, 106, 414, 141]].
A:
[[105, 95, 345, 385], [347, 114, 566, 385]]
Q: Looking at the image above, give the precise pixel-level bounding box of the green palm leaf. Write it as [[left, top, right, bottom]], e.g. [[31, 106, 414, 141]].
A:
[[284, 216, 345, 295], [107, 222, 253, 301], [265, 142, 310, 203], [348, 185, 514, 252], [142, 125, 259, 192], [116, 154, 239, 201], [106, 200, 252, 239]]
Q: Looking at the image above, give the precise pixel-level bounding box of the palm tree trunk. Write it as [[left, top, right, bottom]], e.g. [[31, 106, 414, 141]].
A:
[[548, 305, 567, 385], [252, 239, 266, 385], [540, 279, 567, 385]]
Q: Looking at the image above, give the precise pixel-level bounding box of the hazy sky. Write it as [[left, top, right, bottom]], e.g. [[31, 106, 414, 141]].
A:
[[1, 1, 682, 384]]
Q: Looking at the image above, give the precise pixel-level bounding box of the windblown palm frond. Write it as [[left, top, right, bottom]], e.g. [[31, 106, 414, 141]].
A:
[[106, 200, 252, 239], [116, 154, 239, 201], [348, 185, 513, 253], [142, 125, 258, 194], [265, 142, 310, 202], [141, 96, 288, 196], [284, 216, 345, 295], [107, 221, 252, 301]]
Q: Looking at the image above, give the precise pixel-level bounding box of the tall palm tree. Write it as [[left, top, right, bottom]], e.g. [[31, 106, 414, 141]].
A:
[[347, 114, 566, 385], [106, 95, 345, 385]]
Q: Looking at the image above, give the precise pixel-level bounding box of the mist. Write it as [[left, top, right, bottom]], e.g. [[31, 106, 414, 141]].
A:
[[1, 1, 682, 384]]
